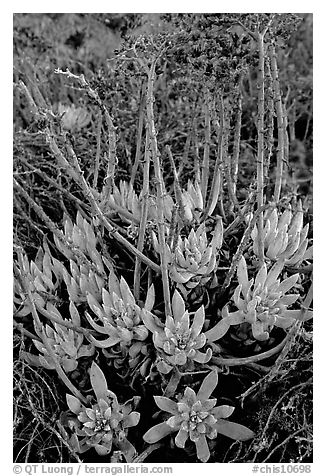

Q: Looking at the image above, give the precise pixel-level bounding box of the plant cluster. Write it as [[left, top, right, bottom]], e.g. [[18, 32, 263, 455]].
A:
[[14, 13, 312, 463]]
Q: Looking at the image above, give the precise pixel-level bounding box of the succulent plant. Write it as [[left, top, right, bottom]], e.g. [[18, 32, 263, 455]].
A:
[[179, 180, 204, 223], [142, 290, 214, 374], [51, 212, 106, 303], [22, 302, 95, 372], [143, 370, 254, 462], [58, 103, 91, 131], [153, 220, 223, 294], [104, 179, 206, 227], [64, 362, 140, 460], [106, 180, 174, 224], [251, 201, 312, 266], [221, 256, 313, 341], [85, 272, 153, 368]]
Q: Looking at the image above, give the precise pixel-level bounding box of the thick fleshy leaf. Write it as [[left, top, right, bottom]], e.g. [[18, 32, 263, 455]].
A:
[[214, 420, 255, 441], [237, 256, 250, 295], [191, 305, 205, 338], [274, 315, 295, 329], [211, 405, 234, 419], [20, 351, 42, 367], [154, 396, 179, 414], [89, 362, 109, 402], [223, 309, 243, 325], [254, 264, 267, 290], [193, 348, 212, 363], [195, 434, 210, 462], [278, 274, 299, 294], [156, 360, 173, 374], [94, 443, 111, 456], [109, 272, 121, 298], [281, 309, 313, 322], [84, 311, 110, 334], [205, 319, 230, 343], [175, 428, 189, 448], [90, 334, 121, 348], [46, 302, 63, 320], [117, 438, 137, 463], [86, 293, 103, 320], [211, 217, 223, 250], [179, 312, 190, 334], [33, 339, 46, 353], [102, 287, 113, 309], [264, 259, 285, 289], [251, 321, 269, 340], [141, 309, 163, 334], [174, 351, 188, 366], [66, 394, 83, 414], [144, 284, 155, 311], [285, 239, 308, 265], [120, 277, 136, 306], [201, 399, 217, 411], [69, 301, 81, 327], [170, 267, 194, 284], [143, 422, 175, 443], [183, 387, 197, 406], [277, 294, 299, 306], [197, 370, 218, 401], [122, 412, 140, 428], [172, 290, 186, 321]]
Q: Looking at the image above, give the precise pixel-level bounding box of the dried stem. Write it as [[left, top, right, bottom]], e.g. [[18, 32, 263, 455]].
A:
[[264, 56, 274, 179], [92, 112, 102, 189], [269, 43, 285, 202], [134, 128, 151, 301], [224, 98, 238, 213], [256, 31, 267, 265], [18, 156, 88, 211], [130, 81, 146, 186], [54, 68, 117, 197], [210, 326, 292, 368], [200, 91, 212, 205], [144, 58, 172, 317], [230, 88, 242, 207]]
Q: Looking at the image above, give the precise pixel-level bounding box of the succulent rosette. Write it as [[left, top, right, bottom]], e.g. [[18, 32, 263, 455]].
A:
[[222, 257, 313, 341], [22, 302, 95, 372], [251, 200, 312, 266], [142, 290, 212, 373], [106, 180, 174, 224], [85, 272, 153, 367], [14, 246, 60, 316], [65, 362, 140, 460], [143, 370, 254, 462], [153, 219, 223, 294], [51, 212, 106, 303]]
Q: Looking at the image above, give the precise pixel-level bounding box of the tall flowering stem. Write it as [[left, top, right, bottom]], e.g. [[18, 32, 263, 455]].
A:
[[143, 56, 172, 318]]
